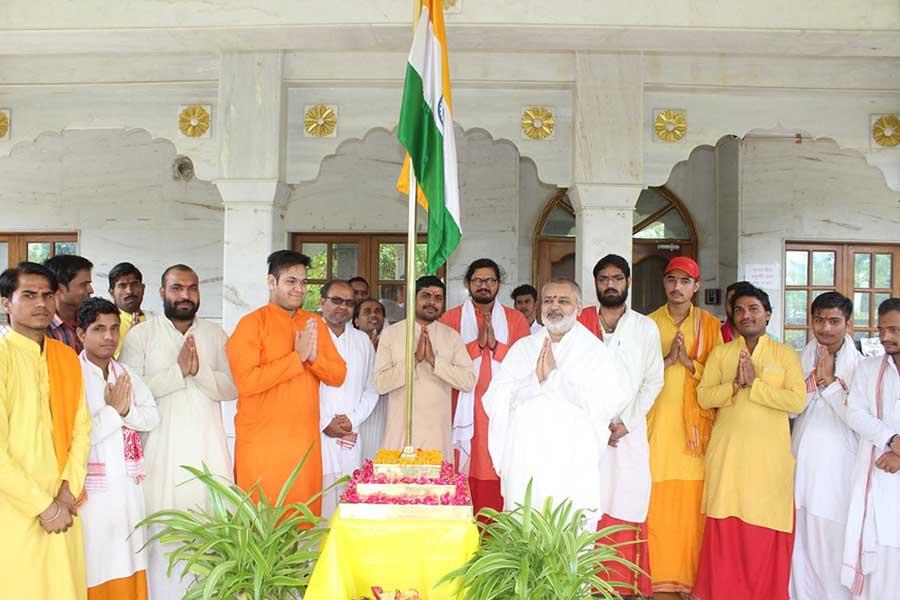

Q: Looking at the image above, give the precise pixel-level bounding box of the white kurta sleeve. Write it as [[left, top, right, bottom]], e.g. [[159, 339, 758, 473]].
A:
[[90, 404, 125, 445], [847, 363, 894, 449], [119, 329, 186, 399], [347, 341, 379, 432], [191, 326, 238, 402], [122, 367, 160, 433], [620, 324, 664, 434]]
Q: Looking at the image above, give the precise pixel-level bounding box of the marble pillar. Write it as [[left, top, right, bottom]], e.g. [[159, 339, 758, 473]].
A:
[[571, 52, 644, 292]]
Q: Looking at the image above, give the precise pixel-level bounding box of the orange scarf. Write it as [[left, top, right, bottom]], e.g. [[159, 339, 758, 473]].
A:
[[45, 338, 83, 474], [682, 308, 721, 457]]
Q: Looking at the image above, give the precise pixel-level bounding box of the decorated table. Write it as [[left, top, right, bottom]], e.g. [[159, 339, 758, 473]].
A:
[[304, 454, 477, 600]]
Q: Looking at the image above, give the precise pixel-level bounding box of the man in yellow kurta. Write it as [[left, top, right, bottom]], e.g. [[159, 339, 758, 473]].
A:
[[647, 257, 722, 597], [0, 261, 92, 600], [694, 285, 806, 600]]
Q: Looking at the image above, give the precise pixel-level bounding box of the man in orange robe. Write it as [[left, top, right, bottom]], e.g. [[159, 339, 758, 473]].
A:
[[227, 251, 346, 514], [646, 257, 722, 598], [440, 258, 530, 515]]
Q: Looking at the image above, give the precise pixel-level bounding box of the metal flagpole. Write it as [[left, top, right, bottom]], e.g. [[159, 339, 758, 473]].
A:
[[402, 0, 423, 457], [402, 164, 418, 456]]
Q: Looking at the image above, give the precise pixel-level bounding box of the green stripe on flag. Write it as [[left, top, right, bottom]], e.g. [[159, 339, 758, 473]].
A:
[[397, 63, 461, 274]]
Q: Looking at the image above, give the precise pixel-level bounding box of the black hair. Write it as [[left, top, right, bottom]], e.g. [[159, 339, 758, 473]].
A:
[[878, 297, 900, 318], [510, 284, 538, 302], [730, 284, 772, 314], [464, 258, 501, 283], [267, 250, 311, 281], [348, 276, 369, 288], [108, 262, 143, 290], [160, 264, 196, 287], [592, 254, 631, 279], [0, 262, 59, 299], [353, 298, 386, 324], [43, 254, 93, 288], [77, 297, 120, 331], [726, 280, 752, 295], [321, 279, 351, 300], [416, 275, 446, 294], [811, 291, 853, 321]]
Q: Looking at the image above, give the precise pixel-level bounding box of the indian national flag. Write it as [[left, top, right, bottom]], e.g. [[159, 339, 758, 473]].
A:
[[396, 0, 461, 274]]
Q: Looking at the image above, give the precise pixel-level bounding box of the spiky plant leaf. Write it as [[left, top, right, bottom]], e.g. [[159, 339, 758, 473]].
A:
[[439, 479, 643, 600], [135, 444, 348, 600]]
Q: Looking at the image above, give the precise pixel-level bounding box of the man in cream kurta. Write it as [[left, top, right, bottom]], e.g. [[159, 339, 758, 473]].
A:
[[375, 276, 476, 458], [791, 292, 862, 600], [0, 262, 92, 600], [119, 265, 237, 600], [483, 278, 629, 529], [319, 281, 378, 518], [841, 298, 900, 599]]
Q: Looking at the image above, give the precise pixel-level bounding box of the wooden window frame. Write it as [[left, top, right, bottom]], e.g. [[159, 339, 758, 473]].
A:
[[784, 241, 900, 348], [0, 232, 78, 268], [290, 232, 443, 311]]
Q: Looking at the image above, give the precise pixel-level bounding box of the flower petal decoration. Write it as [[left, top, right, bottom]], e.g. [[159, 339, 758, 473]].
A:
[[304, 104, 337, 138], [873, 114, 900, 148], [521, 106, 555, 140], [654, 109, 688, 143], [178, 105, 211, 138], [0, 110, 9, 140]]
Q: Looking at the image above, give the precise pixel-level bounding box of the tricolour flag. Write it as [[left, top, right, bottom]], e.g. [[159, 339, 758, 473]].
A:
[[396, 0, 461, 274]]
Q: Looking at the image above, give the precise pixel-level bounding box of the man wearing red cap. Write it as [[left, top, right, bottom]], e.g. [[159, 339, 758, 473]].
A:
[[646, 256, 723, 599]]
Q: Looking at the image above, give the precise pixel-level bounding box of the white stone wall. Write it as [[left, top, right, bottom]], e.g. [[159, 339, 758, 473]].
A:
[[0, 128, 225, 320], [739, 136, 900, 337]]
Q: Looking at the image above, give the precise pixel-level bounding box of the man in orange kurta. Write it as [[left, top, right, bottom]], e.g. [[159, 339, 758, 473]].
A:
[[226, 251, 346, 515], [440, 259, 530, 515]]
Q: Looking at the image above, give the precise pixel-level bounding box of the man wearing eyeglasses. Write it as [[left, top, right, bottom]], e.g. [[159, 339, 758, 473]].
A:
[[317, 280, 378, 518], [577, 254, 664, 599], [440, 258, 531, 516], [226, 251, 346, 519]]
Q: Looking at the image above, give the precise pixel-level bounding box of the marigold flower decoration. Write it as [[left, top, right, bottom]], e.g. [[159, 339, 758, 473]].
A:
[[873, 114, 900, 148], [655, 110, 687, 142], [0, 112, 9, 138], [304, 104, 337, 137], [178, 105, 210, 138], [521, 106, 555, 140]]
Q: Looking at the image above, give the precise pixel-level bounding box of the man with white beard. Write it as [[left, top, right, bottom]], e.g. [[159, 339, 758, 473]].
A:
[[482, 277, 629, 528]]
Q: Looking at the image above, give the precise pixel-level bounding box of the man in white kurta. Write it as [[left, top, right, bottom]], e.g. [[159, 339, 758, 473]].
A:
[[483, 278, 629, 528], [318, 281, 378, 518], [77, 297, 159, 597], [841, 299, 900, 599], [119, 265, 237, 600], [791, 293, 862, 600]]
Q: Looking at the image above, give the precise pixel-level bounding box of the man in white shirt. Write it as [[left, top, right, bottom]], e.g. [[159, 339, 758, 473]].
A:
[[578, 254, 664, 598], [77, 297, 159, 599], [318, 280, 379, 518], [119, 264, 237, 600], [842, 297, 900, 599], [791, 292, 862, 600], [482, 277, 629, 529]]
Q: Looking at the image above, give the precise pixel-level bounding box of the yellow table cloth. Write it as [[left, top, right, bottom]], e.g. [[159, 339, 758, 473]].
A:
[[305, 507, 479, 600]]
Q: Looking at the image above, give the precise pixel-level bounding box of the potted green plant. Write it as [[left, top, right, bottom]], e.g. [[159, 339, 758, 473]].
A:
[[438, 482, 643, 599], [138, 445, 345, 600]]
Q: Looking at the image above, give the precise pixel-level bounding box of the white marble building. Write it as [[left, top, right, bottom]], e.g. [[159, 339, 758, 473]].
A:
[[1, 2, 899, 349]]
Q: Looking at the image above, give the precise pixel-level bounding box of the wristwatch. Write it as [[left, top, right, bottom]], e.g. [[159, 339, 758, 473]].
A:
[[889, 434, 898, 449]]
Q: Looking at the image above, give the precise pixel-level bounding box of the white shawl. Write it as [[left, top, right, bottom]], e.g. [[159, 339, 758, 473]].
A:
[[453, 298, 508, 472]]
